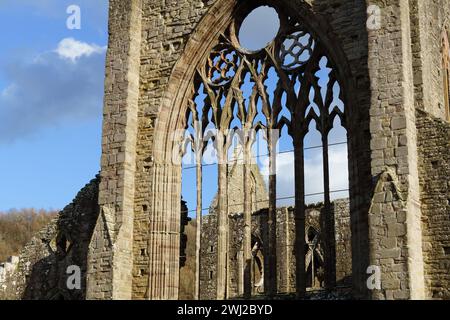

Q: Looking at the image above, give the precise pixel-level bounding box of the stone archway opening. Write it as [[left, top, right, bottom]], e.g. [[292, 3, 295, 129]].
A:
[[152, 0, 358, 301]]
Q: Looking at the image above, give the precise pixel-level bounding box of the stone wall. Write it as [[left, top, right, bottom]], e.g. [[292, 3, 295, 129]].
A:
[[129, 0, 212, 300], [87, 0, 142, 300], [0, 0, 449, 301], [88, 0, 449, 299], [93, 0, 373, 300], [417, 109, 450, 299], [412, 3, 450, 299], [410, 0, 450, 119], [0, 177, 99, 300], [200, 200, 352, 300], [199, 214, 218, 300], [366, 0, 427, 300], [334, 199, 352, 286], [0, 219, 58, 300]]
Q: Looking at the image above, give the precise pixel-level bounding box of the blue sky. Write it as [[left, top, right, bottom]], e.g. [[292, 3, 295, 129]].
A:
[[0, 3, 348, 216], [0, 1, 108, 211]]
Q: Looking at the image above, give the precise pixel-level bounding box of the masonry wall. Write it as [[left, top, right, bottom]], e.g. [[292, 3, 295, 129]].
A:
[[0, 177, 100, 300], [87, 0, 142, 300], [200, 200, 352, 300], [290, 201, 352, 291], [334, 199, 352, 286], [131, 0, 211, 300], [199, 214, 218, 300], [365, 0, 430, 300], [0, 219, 58, 300], [411, 0, 450, 300], [96, 0, 371, 299], [93, 0, 450, 300], [0, 0, 449, 301], [410, 0, 450, 119], [417, 110, 450, 299], [281, 206, 336, 292], [96, 0, 372, 300], [276, 208, 293, 294]]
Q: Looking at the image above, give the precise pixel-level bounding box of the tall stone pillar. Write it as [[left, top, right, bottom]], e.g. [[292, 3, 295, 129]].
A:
[[366, 0, 425, 300], [146, 165, 182, 300], [86, 0, 142, 300]]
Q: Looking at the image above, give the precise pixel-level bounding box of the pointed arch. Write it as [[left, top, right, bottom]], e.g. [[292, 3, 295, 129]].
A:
[[148, 0, 359, 300]]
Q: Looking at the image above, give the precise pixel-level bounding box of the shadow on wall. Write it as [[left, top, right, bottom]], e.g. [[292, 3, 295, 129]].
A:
[[310, 0, 372, 299], [3, 176, 100, 300]]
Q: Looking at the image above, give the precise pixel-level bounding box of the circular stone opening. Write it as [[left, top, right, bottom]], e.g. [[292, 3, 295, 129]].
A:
[[238, 6, 280, 52]]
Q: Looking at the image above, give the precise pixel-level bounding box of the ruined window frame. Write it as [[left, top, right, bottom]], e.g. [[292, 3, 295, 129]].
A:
[[443, 29, 450, 121], [180, 1, 350, 298]]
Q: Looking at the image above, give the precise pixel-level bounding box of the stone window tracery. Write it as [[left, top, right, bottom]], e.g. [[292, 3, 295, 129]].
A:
[[181, 3, 348, 299]]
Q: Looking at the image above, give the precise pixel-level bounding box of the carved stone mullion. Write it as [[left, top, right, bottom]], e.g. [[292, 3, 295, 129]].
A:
[[291, 81, 308, 299], [321, 132, 336, 291], [179, 5, 354, 300], [194, 121, 203, 300], [238, 64, 257, 298], [243, 133, 252, 298], [324, 71, 337, 110], [216, 131, 229, 300], [293, 134, 306, 299], [266, 127, 278, 298], [293, 79, 311, 122]]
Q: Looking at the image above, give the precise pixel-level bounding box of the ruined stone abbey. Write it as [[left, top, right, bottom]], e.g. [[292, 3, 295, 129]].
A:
[[1, 0, 450, 300]]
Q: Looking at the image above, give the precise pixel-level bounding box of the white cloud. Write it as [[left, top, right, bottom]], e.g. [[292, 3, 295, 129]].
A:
[[55, 38, 106, 62], [1, 84, 17, 99], [327, 145, 350, 193]]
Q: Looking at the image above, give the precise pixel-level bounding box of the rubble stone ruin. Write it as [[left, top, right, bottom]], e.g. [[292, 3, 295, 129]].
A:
[[1, 0, 450, 300]]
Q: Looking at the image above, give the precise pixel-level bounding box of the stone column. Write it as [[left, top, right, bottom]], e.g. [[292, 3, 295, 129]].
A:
[[293, 137, 306, 299], [276, 208, 291, 293], [216, 132, 229, 300], [146, 164, 182, 300], [366, 0, 425, 300]]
